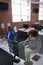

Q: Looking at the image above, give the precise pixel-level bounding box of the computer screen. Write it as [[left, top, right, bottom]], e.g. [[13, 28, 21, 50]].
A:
[[23, 24, 29, 29], [0, 48, 13, 65]]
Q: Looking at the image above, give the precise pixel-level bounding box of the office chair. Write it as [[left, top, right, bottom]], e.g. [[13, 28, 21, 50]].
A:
[[7, 40, 20, 63], [7, 39, 25, 60]]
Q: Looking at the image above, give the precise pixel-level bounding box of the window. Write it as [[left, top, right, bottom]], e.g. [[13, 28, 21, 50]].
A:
[[39, 0, 43, 20], [11, 0, 31, 22]]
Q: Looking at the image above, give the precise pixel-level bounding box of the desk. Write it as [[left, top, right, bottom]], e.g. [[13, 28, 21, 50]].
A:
[[38, 31, 43, 35], [25, 45, 43, 65], [0, 40, 43, 65], [18, 28, 34, 35]]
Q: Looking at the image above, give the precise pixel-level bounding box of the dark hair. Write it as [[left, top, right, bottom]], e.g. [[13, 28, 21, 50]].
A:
[[29, 29, 38, 37], [8, 26, 13, 31]]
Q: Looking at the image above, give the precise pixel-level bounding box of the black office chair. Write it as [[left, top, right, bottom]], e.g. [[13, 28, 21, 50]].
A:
[[7, 39, 25, 60], [7, 40, 19, 56], [7, 40, 20, 63]]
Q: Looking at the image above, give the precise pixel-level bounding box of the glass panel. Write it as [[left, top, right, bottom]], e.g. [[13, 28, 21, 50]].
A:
[[21, 5, 28, 15], [11, 0, 31, 22], [21, 16, 28, 21], [21, 0, 27, 6], [12, 16, 21, 22], [40, 0, 43, 2], [39, 3, 43, 20], [39, 5, 43, 9], [12, 0, 20, 4], [22, 15, 30, 21], [12, 4, 20, 15], [39, 15, 43, 20]]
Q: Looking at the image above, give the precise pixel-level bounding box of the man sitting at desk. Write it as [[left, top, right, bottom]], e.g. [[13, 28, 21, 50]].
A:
[[5, 26, 15, 41], [24, 29, 42, 53], [5, 26, 20, 63]]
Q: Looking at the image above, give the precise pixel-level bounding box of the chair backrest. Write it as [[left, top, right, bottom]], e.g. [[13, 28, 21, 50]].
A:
[[7, 40, 19, 56], [19, 42, 25, 60], [7, 40, 26, 60]]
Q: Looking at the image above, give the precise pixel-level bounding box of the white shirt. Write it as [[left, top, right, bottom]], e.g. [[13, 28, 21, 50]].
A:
[[13, 26, 17, 32], [8, 32, 10, 39]]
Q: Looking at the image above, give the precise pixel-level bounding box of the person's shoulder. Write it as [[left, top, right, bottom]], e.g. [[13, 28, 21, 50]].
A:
[[10, 31, 14, 33], [36, 36, 41, 42], [24, 37, 30, 42]]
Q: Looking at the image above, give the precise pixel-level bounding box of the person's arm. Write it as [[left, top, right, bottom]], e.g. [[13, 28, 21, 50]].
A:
[[19, 38, 29, 46], [23, 38, 30, 46]]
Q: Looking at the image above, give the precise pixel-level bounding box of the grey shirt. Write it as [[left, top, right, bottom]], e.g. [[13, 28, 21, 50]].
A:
[[24, 37, 42, 53]]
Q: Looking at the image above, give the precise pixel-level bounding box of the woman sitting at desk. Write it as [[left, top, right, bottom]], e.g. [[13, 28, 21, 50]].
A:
[[24, 29, 42, 53]]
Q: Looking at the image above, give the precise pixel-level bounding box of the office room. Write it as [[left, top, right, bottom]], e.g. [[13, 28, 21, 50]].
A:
[[0, 0, 43, 65]]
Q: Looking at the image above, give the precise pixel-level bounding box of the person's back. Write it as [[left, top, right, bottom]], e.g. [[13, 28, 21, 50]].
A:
[[26, 37, 41, 53]]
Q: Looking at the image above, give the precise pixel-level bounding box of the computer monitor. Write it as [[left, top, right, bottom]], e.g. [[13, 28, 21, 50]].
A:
[[0, 48, 13, 65], [23, 24, 29, 29], [32, 24, 41, 30]]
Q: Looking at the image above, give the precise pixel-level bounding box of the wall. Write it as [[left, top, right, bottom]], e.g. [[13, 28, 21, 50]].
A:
[[11, 4, 39, 28], [0, 0, 12, 23], [0, 0, 43, 36], [0, 0, 12, 36], [31, 4, 39, 23]]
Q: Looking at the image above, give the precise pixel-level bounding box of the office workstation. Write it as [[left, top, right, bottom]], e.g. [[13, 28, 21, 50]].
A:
[[0, 38, 43, 65], [0, 0, 43, 65]]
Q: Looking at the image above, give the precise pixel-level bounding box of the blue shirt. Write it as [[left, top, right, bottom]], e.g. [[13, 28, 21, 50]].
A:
[[6, 32, 15, 41]]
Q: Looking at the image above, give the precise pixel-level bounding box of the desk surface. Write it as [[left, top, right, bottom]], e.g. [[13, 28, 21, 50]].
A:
[[25, 45, 43, 65], [0, 39, 43, 65], [38, 31, 43, 35], [18, 28, 34, 33]]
